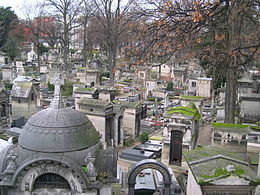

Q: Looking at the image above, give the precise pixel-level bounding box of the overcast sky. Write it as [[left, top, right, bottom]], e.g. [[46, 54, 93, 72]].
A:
[[0, 0, 39, 19]]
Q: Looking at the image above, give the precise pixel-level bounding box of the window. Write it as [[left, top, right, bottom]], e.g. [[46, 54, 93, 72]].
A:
[[34, 173, 70, 189], [192, 82, 196, 87]]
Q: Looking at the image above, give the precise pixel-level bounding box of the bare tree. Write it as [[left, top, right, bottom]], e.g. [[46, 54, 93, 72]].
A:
[[91, 0, 136, 86], [45, 0, 84, 72], [78, 0, 94, 67], [130, 0, 260, 123]]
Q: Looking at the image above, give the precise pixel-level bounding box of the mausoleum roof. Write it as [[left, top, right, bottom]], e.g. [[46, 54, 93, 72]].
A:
[[184, 146, 259, 185], [18, 108, 100, 152], [78, 98, 113, 107], [11, 82, 33, 98], [211, 123, 250, 133]]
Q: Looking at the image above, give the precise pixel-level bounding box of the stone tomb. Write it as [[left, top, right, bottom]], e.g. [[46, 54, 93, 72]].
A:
[[2, 63, 15, 81], [119, 148, 155, 162], [96, 86, 115, 101], [11, 81, 38, 120], [196, 77, 212, 98], [76, 69, 100, 87], [240, 93, 260, 123], [134, 143, 162, 158], [0, 107, 118, 195], [211, 123, 250, 153], [0, 87, 11, 128], [77, 98, 115, 147], [114, 101, 143, 139]]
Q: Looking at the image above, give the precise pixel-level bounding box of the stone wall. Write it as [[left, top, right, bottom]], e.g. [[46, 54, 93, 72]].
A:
[[187, 167, 202, 195], [86, 115, 106, 144], [12, 100, 38, 119], [241, 100, 260, 116]]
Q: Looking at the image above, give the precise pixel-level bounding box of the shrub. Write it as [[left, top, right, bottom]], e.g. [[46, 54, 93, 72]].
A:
[[166, 81, 174, 91], [139, 132, 149, 144]]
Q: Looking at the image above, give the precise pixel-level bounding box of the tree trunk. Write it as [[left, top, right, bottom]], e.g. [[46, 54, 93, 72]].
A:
[[224, 1, 242, 123], [63, 15, 69, 72], [83, 20, 87, 67], [224, 65, 238, 123], [110, 46, 117, 87], [108, 44, 115, 87]]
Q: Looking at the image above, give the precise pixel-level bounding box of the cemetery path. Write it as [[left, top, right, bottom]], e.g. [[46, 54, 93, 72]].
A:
[[197, 124, 212, 146]]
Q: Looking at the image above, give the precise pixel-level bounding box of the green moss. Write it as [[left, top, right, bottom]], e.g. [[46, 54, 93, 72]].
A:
[[212, 123, 249, 128], [82, 166, 88, 173], [251, 126, 260, 131], [249, 179, 260, 185], [233, 167, 245, 175], [147, 97, 156, 101], [181, 95, 205, 100], [0, 134, 9, 140], [201, 168, 229, 179], [201, 167, 245, 179], [166, 106, 201, 120], [184, 145, 244, 162], [167, 106, 196, 114], [123, 78, 132, 83], [76, 87, 95, 92], [77, 67, 87, 70], [197, 179, 213, 186], [124, 138, 135, 147]]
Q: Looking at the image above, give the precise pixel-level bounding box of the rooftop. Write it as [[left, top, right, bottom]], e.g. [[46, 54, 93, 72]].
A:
[[211, 123, 250, 133], [11, 82, 33, 98], [165, 105, 201, 120], [19, 108, 100, 152], [78, 98, 113, 107], [184, 146, 259, 185], [113, 100, 143, 109], [74, 87, 97, 94], [197, 77, 212, 81], [181, 95, 206, 100]]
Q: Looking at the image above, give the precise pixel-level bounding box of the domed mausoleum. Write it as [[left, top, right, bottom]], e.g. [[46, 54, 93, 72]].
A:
[[0, 73, 117, 195]]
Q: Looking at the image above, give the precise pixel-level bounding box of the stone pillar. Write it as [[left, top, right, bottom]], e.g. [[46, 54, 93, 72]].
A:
[[164, 183, 171, 195], [257, 153, 260, 177], [128, 184, 135, 195], [165, 93, 169, 108], [114, 115, 119, 147]]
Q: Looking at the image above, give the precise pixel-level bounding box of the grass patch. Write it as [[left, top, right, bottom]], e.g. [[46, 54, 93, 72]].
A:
[[212, 123, 249, 128]]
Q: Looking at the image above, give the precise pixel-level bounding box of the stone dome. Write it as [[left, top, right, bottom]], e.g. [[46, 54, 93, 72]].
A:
[[18, 108, 100, 152]]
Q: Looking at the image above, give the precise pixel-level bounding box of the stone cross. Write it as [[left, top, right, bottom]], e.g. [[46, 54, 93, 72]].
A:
[[50, 73, 64, 109]]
